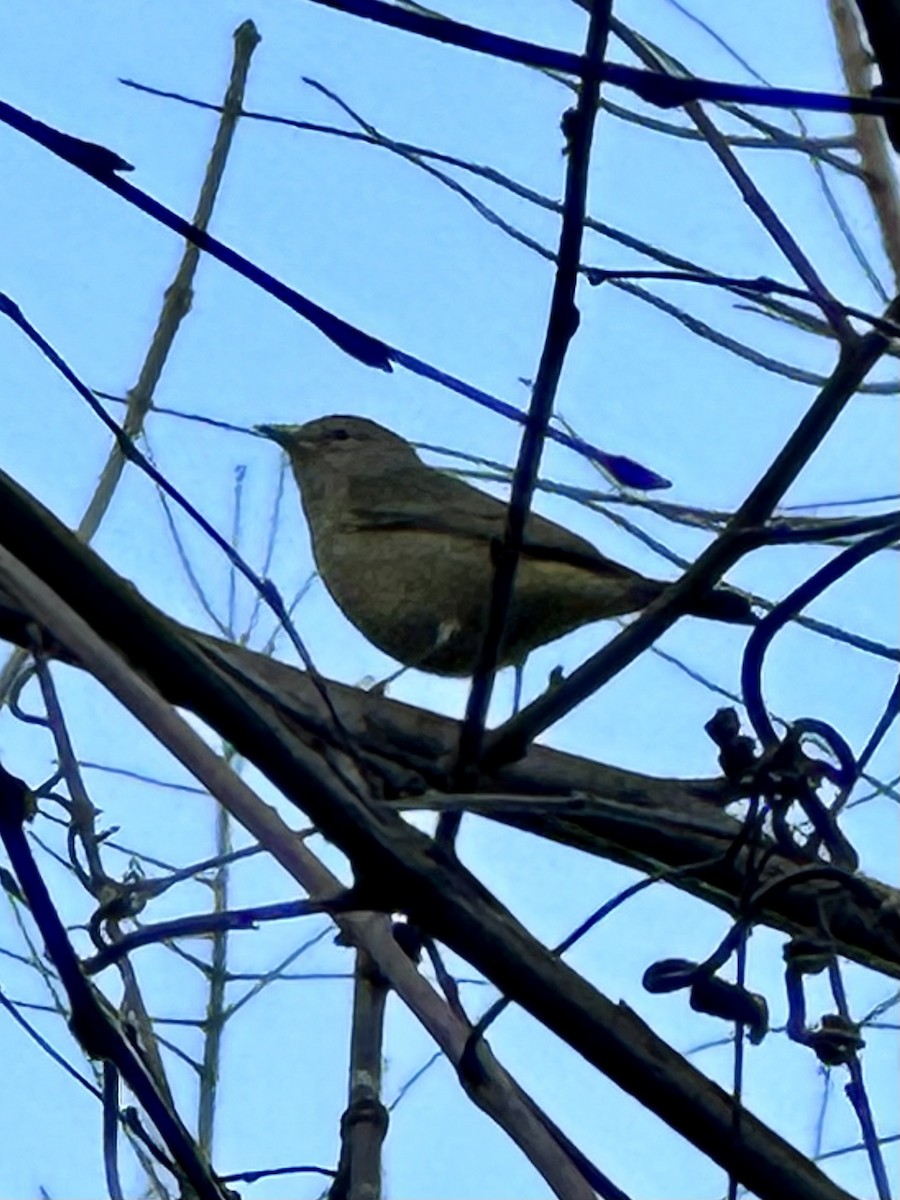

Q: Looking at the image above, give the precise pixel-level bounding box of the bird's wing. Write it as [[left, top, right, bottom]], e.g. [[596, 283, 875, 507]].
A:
[[345, 468, 640, 580]]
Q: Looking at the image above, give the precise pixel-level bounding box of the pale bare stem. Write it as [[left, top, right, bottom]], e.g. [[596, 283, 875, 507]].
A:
[[0, 20, 261, 702], [120, 75, 900, 381], [150, 446, 232, 638], [604, 15, 889, 305], [302, 80, 897, 390], [197, 796, 234, 1156], [611, 22, 854, 341], [599, 92, 858, 161], [4, 23, 261, 1187], [829, 0, 900, 286], [81, 19, 261, 538]]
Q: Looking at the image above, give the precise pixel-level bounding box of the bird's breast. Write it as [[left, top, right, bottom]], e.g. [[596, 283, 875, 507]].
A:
[[307, 525, 651, 674]]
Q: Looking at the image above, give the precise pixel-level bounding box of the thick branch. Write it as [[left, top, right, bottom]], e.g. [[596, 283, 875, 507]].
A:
[[0, 567, 896, 982], [0, 467, 867, 1200]]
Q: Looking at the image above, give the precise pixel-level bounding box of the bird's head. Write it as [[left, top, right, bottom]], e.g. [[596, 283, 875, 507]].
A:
[[255, 415, 416, 467]]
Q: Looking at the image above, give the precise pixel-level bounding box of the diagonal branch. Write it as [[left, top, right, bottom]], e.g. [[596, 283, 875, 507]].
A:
[[452, 2, 612, 815], [484, 295, 900, 766], [0, 558, 896, 980], [0, 471, 876, 1200]]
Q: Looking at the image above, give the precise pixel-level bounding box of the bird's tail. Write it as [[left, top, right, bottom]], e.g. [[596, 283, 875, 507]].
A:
[[687, 588, 756, 625]]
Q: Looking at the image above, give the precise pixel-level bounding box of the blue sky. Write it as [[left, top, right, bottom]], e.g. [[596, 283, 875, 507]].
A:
[[1, 3, 897, 1198]]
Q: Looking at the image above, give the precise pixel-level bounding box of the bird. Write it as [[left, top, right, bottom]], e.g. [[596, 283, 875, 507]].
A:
[[256, 415, 754, 677]]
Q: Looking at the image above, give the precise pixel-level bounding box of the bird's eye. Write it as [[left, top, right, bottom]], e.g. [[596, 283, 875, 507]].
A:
[[331, 428, 350, 442]]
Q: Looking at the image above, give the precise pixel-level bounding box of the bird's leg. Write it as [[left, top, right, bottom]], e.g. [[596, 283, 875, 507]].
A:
[[365, 665, 408, 697], [362, 619, 466, 695]]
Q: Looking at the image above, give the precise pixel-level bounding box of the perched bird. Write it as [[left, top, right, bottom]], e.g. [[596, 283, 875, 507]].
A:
[[257, 416, 754, 676]]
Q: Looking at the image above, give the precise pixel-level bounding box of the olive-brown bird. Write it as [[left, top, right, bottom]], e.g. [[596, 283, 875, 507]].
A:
[[257, 416, 754, 676]]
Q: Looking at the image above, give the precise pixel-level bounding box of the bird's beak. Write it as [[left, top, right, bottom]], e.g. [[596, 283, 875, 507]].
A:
[[255, 423, 301, 448]]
